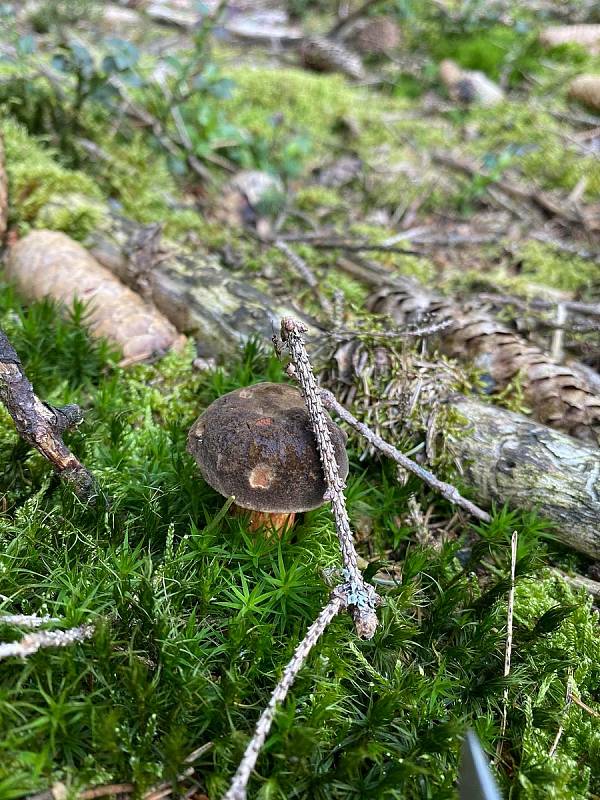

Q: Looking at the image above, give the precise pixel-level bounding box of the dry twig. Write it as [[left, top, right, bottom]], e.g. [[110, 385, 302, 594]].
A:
[[0, 329, 97, 501], [497, 531, 518, 758], [0, 624, 94, 661], [223, 595, 345, 800], [319, 388, 491, 522], [274, 241, 334, 316]]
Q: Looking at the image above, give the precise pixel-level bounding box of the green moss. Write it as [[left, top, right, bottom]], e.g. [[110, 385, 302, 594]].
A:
[[518, 241, 597, 293], [295, 185, 344, 212], [2, 117, 103, 236]]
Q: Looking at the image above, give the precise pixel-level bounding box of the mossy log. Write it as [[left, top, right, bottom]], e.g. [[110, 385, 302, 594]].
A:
[[84, 212, 317, 357], [446, 396, 600, 559]]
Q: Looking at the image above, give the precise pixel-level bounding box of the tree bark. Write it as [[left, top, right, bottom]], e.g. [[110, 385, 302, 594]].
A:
[[446, 396, 600, 559], [84, 212, 318, 358]]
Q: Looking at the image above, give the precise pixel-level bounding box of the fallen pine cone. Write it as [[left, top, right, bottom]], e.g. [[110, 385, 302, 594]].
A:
[[439, 58, 504, 107], [540, 24, 600, 54], [299, 36, 366, 81], [7, 230, 186, 364], [368, 281, 600, 446], [349, 16, 401, 56], [569, 74, 600, 111]]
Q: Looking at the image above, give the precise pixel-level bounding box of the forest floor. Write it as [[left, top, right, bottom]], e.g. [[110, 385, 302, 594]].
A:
[[0, 2, 599, 799]]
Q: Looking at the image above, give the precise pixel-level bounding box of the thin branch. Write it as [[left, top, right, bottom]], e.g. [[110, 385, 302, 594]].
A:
[[319, 388, 491, 522], [497, 530, 518, 758], [223, 594, 345, 800], [277, 318, 381, 638], [0, 614, 60, 628], [0, 624, 94, 661], [274, 241, 334, 316], [0, 329, 98, 501]]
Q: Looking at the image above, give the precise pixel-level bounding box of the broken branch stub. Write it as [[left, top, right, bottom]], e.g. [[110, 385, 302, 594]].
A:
[[0, 329, 96, 500]]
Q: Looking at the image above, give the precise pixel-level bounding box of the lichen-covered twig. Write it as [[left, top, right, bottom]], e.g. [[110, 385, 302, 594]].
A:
[[0, 614, 60, 628], [497, 530, 518, 758], [277, 317, 381, 638], [0, 328, 97, 501], [223, 594, 345, 800], [319, 388, 491, 522], [0, 624, 94, 661]]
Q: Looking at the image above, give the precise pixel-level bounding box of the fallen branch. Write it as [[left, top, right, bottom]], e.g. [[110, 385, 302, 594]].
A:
[[0, 329, 97, 501], [326, 337, 600, 558], [320, 389, 490, 522], [277, 318, 380, 638], [0, 624, 94, 661], [223, 594, 345, 800]]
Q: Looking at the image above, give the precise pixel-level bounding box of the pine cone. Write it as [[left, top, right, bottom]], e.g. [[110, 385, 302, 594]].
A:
[[439, 59, 504, 107], [569, 74, 600, 111], [368, 281, 600, 446], [299, 36, 365, 81], [351, 16, 401, 55], [540, 25, 600, 54]]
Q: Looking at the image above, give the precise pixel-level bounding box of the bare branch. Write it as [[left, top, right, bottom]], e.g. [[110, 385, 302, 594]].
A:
[[320, 388, 491, 522], [0, 329, 98, 501], [223, 594, 345, 800], [0, 624, 94, 661], [277, 318, 381, 638]]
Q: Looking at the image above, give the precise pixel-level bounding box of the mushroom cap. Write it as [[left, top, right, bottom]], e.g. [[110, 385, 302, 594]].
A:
[[187, 382, 349, 513]]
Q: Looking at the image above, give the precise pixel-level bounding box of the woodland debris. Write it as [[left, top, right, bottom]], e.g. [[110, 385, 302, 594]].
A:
[[326, 336, 600, 558], [7, 230, 186, 364], [276, 318, 380, 638], [0, 329, 97, 501], [0, 623, 94, 661], [368, 280, 600, 446], [348, 16, 401, 55], [75, 205, 319, 355], [299, 36, 366, 81], [442, 396, 600, 559], [540, 24, 600, 54], [223, 595, 345, 800], [432, 151, 598, 230], [439, 59, 505, 106], [320, 389, 491, 523], [213, 170, 285, 234], [569, 75, 600, 112]]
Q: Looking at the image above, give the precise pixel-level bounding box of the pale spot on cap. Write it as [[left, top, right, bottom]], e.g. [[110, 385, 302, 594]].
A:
[[249, 464, 274, 489]]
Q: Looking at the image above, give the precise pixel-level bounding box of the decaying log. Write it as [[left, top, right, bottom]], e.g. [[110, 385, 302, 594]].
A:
[[446, 396, 600, 559], [6, 230, 186, 364], [83, 211, 318, 357], [368, 279, 600, 447], [0, 329, 97, 500]]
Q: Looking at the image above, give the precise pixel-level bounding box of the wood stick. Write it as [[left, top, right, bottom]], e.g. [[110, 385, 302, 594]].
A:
[[0, 329, 97, 501]]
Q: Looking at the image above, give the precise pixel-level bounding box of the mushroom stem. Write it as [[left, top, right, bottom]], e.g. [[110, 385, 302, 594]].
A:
[[234, 505, 296, 535]]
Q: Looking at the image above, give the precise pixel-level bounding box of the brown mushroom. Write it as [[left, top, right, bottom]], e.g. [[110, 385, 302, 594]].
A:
[[187, 382, 349, 533]]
